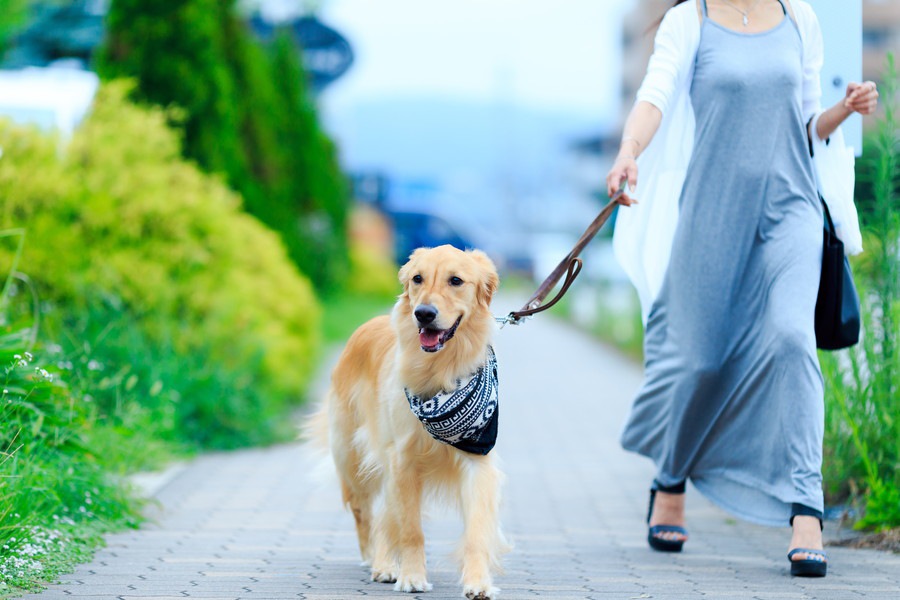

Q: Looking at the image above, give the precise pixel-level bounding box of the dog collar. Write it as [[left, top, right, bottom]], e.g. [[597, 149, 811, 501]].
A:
[[404, 346, 499, 455]]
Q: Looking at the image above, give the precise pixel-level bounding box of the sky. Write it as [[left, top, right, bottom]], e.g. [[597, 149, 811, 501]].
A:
[[321, 0, 633, 118], [258, 0, 635, 123]]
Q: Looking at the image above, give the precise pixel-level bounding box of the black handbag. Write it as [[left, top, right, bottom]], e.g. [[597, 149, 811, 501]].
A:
[[815, 196, 861, 350]]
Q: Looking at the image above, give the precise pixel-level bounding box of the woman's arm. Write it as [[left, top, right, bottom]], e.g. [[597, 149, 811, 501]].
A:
[[813, 81, 880, 142], [605, 3, 698, 204], [606, 101, 663, 203]]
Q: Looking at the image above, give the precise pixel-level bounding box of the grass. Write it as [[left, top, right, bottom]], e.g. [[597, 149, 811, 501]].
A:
[[320, 290, 397, 344]]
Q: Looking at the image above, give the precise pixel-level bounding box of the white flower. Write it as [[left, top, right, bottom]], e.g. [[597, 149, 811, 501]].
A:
[[34, 367, 53, 381]]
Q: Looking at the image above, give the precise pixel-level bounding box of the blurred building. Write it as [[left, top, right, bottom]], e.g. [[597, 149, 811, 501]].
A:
[[620, 0, 669, 122], [864, 0, 900, 81]]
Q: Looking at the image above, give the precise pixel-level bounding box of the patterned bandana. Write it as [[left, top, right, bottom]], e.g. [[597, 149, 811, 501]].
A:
[[404, 347, 499, 455]]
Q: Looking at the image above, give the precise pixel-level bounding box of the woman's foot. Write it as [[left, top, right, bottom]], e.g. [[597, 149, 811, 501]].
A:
[[647, 481, 688, 551], [788, 515, 827, 577]]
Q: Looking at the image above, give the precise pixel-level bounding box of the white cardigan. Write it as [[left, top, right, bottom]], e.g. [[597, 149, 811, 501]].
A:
[[613, 0, 859, 322]]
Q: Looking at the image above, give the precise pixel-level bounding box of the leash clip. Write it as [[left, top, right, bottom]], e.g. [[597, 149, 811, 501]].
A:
[[494, 313, 525, 328]]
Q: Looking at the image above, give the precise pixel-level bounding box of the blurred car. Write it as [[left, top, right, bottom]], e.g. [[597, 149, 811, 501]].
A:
[[388, 210, 476, 265]]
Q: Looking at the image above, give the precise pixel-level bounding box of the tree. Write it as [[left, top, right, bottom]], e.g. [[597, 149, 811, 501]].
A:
[[97, 0, 246, 178], [267, 28, 349, 288]]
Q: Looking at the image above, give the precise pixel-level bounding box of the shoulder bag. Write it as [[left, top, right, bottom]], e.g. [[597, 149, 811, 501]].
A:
[[815, 196, 860, 350]]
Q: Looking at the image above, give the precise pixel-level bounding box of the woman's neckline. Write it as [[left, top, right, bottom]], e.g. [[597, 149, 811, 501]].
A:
[[703, 13, 789, 37]]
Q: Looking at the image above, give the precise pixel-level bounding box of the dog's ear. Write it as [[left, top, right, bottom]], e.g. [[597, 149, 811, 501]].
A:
[[398, 248, 428, 289], [468, 249, 499, 308]]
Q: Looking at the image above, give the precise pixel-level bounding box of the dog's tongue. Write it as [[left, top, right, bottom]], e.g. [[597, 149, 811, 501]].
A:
[[419, 328, 442, 348]]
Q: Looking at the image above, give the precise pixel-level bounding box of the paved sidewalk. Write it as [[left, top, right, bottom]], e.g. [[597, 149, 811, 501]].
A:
[[24, 309, 900, 599]]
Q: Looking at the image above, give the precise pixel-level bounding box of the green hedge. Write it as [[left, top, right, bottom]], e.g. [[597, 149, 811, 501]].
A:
[[0, 81, 321, 448]]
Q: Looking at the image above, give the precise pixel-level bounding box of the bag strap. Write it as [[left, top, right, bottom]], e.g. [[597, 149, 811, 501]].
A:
[[820, 194, 837, 237]]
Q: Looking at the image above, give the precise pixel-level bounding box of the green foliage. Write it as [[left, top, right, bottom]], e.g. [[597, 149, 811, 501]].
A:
[[0, 81, 322, 448], [0, 257, 142, 596], [822, 54, 900, 531], [267, 29, 350, 291], [97, 0, 350, 290]]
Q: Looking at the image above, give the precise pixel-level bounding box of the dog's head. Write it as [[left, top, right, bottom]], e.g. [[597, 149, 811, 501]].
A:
[[397, 245, 499, 353]]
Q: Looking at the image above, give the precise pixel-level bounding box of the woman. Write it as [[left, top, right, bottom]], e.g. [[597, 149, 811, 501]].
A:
[[606, 0, 878, 577]]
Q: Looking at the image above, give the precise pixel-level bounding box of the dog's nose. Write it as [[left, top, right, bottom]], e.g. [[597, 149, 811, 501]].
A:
[[414, 305, 438, 326]]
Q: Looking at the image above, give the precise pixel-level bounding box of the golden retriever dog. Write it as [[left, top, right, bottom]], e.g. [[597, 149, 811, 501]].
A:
[[309, 245, 509, 599]]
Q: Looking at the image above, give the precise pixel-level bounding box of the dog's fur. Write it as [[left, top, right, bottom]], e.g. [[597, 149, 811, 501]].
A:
[[308, 245, 509, 599]]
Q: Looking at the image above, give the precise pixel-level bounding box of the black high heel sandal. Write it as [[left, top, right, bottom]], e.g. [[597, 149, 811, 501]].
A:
[[647, 480, 688, 553], [788, 508, 827, 577]]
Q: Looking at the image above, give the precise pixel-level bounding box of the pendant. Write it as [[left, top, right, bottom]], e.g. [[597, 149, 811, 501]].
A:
[[742, 15, 749, 26]]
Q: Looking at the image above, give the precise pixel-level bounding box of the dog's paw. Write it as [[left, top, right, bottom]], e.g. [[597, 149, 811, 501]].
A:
[[371, 567, 397, 584], [463, 584, 499, 600], [394, 574, 432, 593]]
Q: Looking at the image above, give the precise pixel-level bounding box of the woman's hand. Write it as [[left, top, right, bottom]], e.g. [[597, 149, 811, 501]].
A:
[[606, 154, 639, 206], [844, 81, 879, 116]]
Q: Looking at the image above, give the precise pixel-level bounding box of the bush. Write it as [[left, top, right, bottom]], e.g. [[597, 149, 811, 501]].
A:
[[0, 81, 321, 448], [822, 55, 900, 531]]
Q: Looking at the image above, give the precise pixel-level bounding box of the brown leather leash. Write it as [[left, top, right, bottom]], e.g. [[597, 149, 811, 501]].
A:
[[498, 189, 624, 326]]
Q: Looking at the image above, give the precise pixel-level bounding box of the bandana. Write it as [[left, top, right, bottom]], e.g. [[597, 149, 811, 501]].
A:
[[404, 347, 499, 455]]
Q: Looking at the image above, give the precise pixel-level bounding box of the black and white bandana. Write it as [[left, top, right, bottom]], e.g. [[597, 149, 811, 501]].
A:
[[404, 347, 499, 455]]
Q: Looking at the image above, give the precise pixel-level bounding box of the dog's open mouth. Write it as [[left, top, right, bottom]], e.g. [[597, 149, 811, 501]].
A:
[[419, 316, 462, 353]]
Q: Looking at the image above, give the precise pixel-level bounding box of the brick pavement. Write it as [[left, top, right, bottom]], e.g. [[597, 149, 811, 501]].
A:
[[23, 309, 900, 599]]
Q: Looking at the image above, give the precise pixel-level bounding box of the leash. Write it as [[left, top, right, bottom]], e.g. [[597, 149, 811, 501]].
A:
[[497, 189, 624, 327]]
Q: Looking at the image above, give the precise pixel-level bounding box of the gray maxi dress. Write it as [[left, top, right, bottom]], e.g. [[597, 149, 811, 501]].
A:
[[620, 0, 825, 527]]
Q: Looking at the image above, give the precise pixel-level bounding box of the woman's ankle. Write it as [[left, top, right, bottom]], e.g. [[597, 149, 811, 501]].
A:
[[649, 490, 687, 527], [789, 515, 824, 551]]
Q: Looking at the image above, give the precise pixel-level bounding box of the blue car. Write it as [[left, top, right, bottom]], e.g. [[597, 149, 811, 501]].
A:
[[388, 210, 475, 265]]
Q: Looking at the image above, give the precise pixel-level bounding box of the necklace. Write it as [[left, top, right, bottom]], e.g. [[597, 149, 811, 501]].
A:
[[719, 0, 764, 27]]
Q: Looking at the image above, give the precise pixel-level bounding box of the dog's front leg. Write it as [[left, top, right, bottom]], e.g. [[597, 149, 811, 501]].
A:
[[459, 456, 506, 600], [385, 452, 431, 593]]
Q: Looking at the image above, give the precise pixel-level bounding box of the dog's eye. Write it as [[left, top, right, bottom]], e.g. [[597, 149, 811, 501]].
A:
[[412, 274, 423, 284], [449, 276, 464, 287]]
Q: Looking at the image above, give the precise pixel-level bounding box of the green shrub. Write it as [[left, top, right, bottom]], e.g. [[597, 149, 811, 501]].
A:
[[822, 55, 900, 531], [0, 81, 321, 448]]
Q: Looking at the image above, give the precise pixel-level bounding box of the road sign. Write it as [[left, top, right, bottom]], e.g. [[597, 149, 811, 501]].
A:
[[251, 15, 354, 92]]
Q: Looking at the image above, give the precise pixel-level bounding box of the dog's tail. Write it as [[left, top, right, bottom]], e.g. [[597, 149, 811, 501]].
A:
[[300, 392, 331, 452]]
